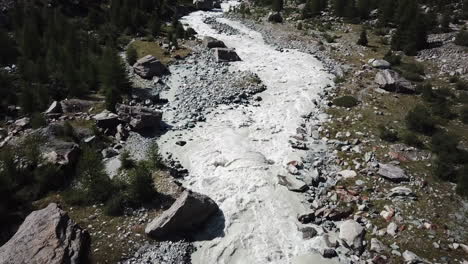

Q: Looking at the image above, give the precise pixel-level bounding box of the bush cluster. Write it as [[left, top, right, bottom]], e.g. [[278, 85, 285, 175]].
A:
[[333, 96, 358, 108]]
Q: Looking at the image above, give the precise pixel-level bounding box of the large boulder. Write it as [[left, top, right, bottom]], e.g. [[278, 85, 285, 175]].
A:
[[203, 36, 226, 49], [339, 219, 365, 251], [378, 163, 409, 182], [213, 48, 241, 62], [133, 55, 169, 79], [93, 110, 120, 130], [375, 70, 415, 93], [145, 190, 218, 239], [267, 12, 283, 23], [193, 0, 213, 10], [0, 203, 90, 264], [45, 101, 62, 115], [116, 104, 162, 131]]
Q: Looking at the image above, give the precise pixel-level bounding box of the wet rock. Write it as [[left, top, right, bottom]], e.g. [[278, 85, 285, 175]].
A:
[[0, 203, 90, 264], [375, 70, 415, 93], [176, 141, 187, 146], [133, 55, 169, 79], [339, 220, 365, 250], [267, 12, 283, 23], [300, 226, 317, 239], [213, 48, 241, 62], [322, 248, 338, 258], [277, 174, 308, 192], [298, 213, 315, 224], [378, 163, 409, 182], [145, 190, 218, 239], [202, 36, 226, 49]]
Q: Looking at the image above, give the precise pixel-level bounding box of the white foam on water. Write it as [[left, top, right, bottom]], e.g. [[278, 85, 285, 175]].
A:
[[157, 6, 337, 264]]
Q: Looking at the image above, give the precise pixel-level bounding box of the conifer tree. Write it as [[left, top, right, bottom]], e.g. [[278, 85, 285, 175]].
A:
[[272, 0, 284, 12], [332, 0, 346, 17], [357, 29, 368, 46]]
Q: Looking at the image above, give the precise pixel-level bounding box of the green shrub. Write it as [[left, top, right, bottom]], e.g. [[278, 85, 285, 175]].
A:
[[76, 146, 113, 203], [147, 143, 164, 170], [433, 157, 457, 182], [333, 96, 358, 108], [402, 71, 424, 82], [449, 76, 459, 83], [383, 50, 401, 66], [402, 131, 424, 148], [323, 33, 336, 43], [431, 131, 460, 163], [378, 124, 398, 142], [461, 106, 468, 124], [120, 150, 135, 170], [104, 194, 125, 216], [357, 30, 368, 46], [62, 190, 88, 205], [31, 113, 46, 129], [63, 121, 75, 140], [127, 162, 156, 205], [126, 45, 138, 65], [459, 93, 468, 104], [456, 79, 468, 91], [399, 62, 425, 76], [454, 30, 468, 46], [405, 105, 436, 135]]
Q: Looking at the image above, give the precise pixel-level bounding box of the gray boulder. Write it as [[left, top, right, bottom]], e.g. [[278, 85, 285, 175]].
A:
[[369, 59, 391, 69], [267, 12, 283, 23], [203, 36, 226, 49], [116, 104, 162, 131], [213, 48, 241, 62], [14, 117, 30, 129], [0, 203, 90, 264], [145, 190, 218, 239], [378, 163, 409, 182], [193, 0, 213, 10], [388, 186, 415, 199], [375, 70, 415, 93], [133, 55, 169, 79], [339, 220, 365, 250]]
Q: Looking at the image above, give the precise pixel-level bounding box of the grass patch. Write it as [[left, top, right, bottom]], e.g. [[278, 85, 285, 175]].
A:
[[130, 40, 191, 65]]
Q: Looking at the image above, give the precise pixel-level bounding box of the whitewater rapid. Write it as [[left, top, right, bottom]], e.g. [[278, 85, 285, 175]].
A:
[[157, 4, 337, 264]]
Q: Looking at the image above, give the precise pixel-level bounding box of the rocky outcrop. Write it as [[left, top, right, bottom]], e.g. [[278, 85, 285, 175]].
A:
[[375, 70, 415, 93], [133, 55, 169, 79], [193, 0, 213, 10], [145, 190, 218, 239], [213, 48, 241, 62], [45, 101, 62, 115], [116, 104, 162, 131], [0, 203, 90, 264], [203, 36, 226, 49], [267, 12, 283, 23], [378, 163, 409, 182]]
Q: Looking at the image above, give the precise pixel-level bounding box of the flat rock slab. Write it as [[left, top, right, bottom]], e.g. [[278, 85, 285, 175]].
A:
[[378, 163, 409, 182], [133, 55, 169, 79], [0, 203, 90, 264], [278, 174, 308, 192]]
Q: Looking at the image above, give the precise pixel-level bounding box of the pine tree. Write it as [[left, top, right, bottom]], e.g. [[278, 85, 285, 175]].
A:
[[302, 0, 325, 19], [0, 29, 17, 66], [357, 29, 368, 46], [378, 0, 395, 26], [126, 45, 138, 65], [332, 0, 346, 17], [357, 0, 370, 20], [100, 47, 131, 111], [272, 0, 284, 12]]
